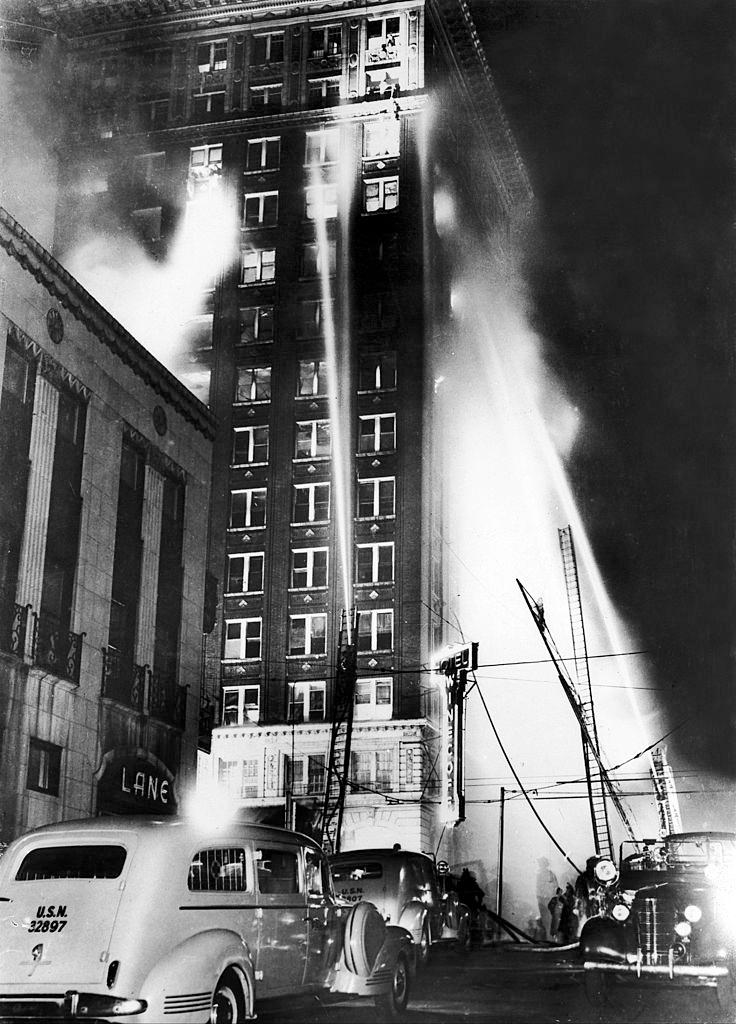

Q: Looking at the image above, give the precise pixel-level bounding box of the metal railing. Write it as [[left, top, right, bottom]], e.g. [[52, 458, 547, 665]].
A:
[[31, 612, 84, 684], [101, 649, 187, 730]]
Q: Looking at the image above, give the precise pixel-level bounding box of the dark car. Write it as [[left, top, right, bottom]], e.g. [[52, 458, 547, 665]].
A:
[[580, 832, 736, 1012]]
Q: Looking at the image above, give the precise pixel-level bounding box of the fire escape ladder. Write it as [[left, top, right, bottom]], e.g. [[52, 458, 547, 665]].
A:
[[558, 526, 613, 859], [319, 611, 357, 857], [650, 747, 682, 836]]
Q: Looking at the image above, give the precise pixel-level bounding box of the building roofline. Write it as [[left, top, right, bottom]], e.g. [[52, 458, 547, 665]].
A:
[[0, 206, 216, 439]]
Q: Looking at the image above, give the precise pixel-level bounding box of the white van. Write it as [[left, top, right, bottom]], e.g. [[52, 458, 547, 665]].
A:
[[0, 816, 414, 1021]]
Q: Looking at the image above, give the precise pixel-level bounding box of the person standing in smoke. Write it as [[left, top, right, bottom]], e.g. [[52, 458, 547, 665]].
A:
[[547, 887, 565, 942]]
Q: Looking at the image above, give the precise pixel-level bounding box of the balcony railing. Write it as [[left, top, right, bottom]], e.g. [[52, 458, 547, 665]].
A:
[[32, 612, 84, 684], [149, 669, 187, 730], [0, 602, 29, 659], [101, 650, 187, 730]]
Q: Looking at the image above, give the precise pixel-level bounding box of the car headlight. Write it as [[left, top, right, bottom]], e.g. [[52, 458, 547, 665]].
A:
[[684, 904, 702, 923], [674, 920, 692, 938], [594, 858, 618, 885], [612, 903, 630, 922]]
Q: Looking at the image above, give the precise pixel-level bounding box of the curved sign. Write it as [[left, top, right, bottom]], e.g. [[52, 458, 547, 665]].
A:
[[96, 748, 178, 815]]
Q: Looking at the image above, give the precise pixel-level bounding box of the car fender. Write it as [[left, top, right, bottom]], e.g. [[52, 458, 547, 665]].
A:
[[580, 916, 629, 963], [397, 899, 426, 944], [139, 928, 255, 1017]]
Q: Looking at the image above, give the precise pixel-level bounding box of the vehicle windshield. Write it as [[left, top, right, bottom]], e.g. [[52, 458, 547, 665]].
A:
[[621, 835, 736, 872], [331, 861, 383, 882], [15, 845, 127, 880]]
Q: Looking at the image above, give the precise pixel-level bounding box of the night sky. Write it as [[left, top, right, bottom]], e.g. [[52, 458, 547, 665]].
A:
[[471, 0, 736, 775]]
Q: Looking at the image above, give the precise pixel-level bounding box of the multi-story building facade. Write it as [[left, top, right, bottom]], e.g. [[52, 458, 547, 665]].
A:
[[35, 0, 530, 854], [0, 204, 214, 844]]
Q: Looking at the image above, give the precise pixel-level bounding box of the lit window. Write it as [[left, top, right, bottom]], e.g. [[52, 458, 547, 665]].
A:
[[288, 614, 327, 656], [366, 16, 400, 60], [243, 191, 278, 227], [241, 249, 276, 285], [358, 414, 395, 453], [223, 618, 262, 660], [364, 176, 399, 214], [354, 677, 393, 720], [291, 548, 328, 589], [305, 184, 338, 220], [293, 483, 330, 524], [356, 542, 394, 584], [357, 477, 395, 518], [358, 351, 396, 390], [249, 84, 282, 111], [251, 32, 284, 65], [365, 66, 400, 98], [26, 738, 62, 796], [356, 609, 393, 652], [288, 682, 326, 722], [363, 121, 400, 158], [188, 144, 222, 199], [297, 359, 328, 397], [232, 425, 269, 464], [222, 685, 260, 725], [239, 306, 274, 344], [197, 40, 228, 73], [229, 488, 267, 529], [309, 25, 342, 59], [301, 240, 336, 277], [226, 553, 264, 594], [235, 366, 271, 402], [305, 128, 340, 166], [246, 137, 280, 171], [295, 420, 330, 459]]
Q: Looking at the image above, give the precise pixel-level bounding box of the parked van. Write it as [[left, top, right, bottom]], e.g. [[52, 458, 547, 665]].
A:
[[0, 817, 414, 1021]]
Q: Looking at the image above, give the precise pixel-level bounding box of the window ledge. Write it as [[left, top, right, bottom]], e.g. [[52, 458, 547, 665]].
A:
[[227, 525, 266, 532], [224, 591, 265, 598], [286, 652, 327, 660], [231, 461, 269, 469]]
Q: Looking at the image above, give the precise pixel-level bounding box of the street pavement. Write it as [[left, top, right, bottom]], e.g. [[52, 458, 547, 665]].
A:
[[257, 942, 736, 1024]]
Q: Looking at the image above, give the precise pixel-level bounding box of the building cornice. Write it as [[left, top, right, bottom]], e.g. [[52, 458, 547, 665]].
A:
[[214, 717, 430, 742], [0, 206, 216, 440]]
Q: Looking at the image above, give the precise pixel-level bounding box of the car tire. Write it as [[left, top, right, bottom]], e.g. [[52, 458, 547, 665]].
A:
[[583, 969, 609, 1008], [374, 952, 410, 1020], [417, 921, 430, 966], [210, 968, 246, 1024], [345, 900, 386, 977]]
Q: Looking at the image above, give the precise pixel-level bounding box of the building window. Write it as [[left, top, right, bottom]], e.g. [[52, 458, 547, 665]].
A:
[[27, 738, 62, 795], [132, 151, 166, 189], [308, 77, 341, 107], [192, 92, 225, 121], [291, 548, 328, 589], [293, 483, 330, 524], [301, 240, 336, 279], [235, 366, 271, 403], [354, 677, 393, 720], [232, 425, 269, 465], [240, 305, 274, 344], [229, 488, 267, 529], [295, 420, 331, 460], [137, 99, 169, 130], [358, 351, 396, 391], [251, 32, 284, 65], [222, 685, 260, 725], [367, 16, 400, 60], [188, 144, 222, 199], [361, 293, 397, 331], [365, 66, 400, 98], [197, 40, 228, 73], [358, 414, 395, 453], [297, 359, 328, 397], [305, 128, 340, 166], [297, 300, 325, 338], [131, 206, 162, 242], [246, 137, 280, 171], [288, 681, 326, 722], [249, 84, 282, 111], [363, 121, 400, 158], [223, 618, 262, 660], [364, 176, 399, 214], [289, 754, 327, 796], [226, 553, 264, 594], [356, 542, 394, 584], [358, 477, 395, 518], [305, 184, 338, 220], [350, 748, 394, 792], [288, 614, 327, 656], [309, 25, 342, 58], [241, 248, 276, 285], [356, 609, 393, 652], [243, 191, 278, 227]]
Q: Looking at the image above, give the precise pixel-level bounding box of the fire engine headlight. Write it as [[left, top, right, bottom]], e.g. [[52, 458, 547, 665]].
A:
[[594, 858, 619, 885], [612, 903, 630, 922], [674, 920, 692, 938], [684, 905, 702, 923]]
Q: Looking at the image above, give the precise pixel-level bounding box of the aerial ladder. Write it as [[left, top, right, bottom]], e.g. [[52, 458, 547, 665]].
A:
[[518, 530, 636, 856], [317, 611, 357, 856], [650, 746, 682, 836]]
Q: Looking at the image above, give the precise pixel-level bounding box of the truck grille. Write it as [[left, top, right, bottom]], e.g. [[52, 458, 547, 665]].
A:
[[636, 896, 674, 965]]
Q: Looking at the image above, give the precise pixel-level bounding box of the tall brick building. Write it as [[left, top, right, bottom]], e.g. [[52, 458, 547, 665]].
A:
[[28, 0, 530, 852]]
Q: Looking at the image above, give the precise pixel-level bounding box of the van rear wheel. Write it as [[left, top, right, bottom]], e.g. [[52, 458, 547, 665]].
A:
[[374, 952, 410, 1020], [211, 969, 246, 1024]]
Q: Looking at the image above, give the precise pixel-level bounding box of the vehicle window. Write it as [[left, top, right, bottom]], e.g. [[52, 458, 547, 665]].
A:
[[189, 848, 249, 892], [331, 861, 383, 882], [16, 845, 126, 880], [256, 847, 300, 894], [305, 848, 326, 895]]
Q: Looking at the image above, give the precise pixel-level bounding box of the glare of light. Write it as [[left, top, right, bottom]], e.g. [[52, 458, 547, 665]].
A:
[[434, 188, 455, 235], [674, 920, 691, 937], [183, 785, 237, 828], [684, 904, 702, 923]]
